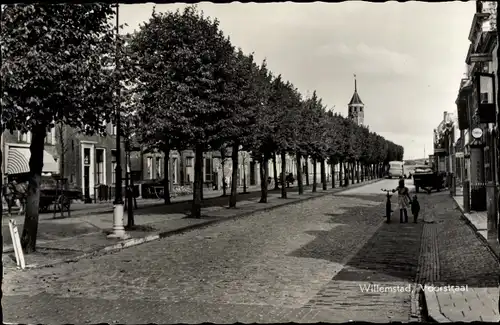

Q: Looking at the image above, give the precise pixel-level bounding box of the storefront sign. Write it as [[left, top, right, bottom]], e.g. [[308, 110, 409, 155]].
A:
[[472, 128, 483, 139]]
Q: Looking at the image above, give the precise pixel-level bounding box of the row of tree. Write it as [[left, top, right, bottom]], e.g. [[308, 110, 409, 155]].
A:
[[127, 6, 404, 215], [1, 4, 403, 253]]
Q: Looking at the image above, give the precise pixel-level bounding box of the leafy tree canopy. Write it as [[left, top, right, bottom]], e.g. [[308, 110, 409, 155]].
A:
[[1, 4, 117, 135]]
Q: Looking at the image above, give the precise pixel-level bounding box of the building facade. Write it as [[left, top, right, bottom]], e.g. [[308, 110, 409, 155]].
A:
[[455, 0, 497, 213]]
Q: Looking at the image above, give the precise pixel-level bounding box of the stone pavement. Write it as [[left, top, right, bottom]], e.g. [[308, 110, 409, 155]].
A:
[[303, 190, 423, 322], [453, 192, 487, 241], [421, 192, 499, 322], [2, 178, 375, 270], [3, 178, 419, 323]]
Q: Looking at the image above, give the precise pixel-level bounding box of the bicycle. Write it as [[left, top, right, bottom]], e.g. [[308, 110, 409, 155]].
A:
[[381, 188, 395, 223]]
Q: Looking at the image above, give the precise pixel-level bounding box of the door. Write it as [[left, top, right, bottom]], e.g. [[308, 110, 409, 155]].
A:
[[84, 165, 91, 202], [81, 144, 95, 202]]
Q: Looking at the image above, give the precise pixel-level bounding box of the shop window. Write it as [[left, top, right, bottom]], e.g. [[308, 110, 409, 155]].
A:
[[480, 92, 489, 104]]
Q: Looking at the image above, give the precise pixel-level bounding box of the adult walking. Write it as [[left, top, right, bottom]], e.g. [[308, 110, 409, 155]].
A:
[[396, 178, 411, 223]]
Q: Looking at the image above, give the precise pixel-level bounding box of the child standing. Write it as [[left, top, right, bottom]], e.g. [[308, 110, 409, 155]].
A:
[[411, 195, 420, 223], [396, 179, 411, 223]]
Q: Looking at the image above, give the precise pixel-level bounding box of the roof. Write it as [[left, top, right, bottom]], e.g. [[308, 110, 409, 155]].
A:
[[348, 91, 364, 105]]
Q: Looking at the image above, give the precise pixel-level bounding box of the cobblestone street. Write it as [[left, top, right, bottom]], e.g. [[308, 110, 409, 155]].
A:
[[2, 179, 431, 322]]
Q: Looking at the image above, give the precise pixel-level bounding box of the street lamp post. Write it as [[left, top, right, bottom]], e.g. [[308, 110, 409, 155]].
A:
[[108, 2, 128, 239]]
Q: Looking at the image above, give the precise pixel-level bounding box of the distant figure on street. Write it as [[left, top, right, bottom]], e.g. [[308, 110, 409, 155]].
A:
[[411, 194, 420, 223], [286, 173, 295, 188], [396, 179, 411, 223]]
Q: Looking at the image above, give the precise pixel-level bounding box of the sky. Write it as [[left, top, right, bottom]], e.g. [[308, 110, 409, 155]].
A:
[[120, 1, 476, 160]]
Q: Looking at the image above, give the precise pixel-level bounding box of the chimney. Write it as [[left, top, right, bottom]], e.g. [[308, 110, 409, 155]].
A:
[[443, 111, 447, 122]]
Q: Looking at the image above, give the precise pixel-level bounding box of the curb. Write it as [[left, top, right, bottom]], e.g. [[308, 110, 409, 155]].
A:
[[22, 178, 383, 270], [423, 286, 451, 323]]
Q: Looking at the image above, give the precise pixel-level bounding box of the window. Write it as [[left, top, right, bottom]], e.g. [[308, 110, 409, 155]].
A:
[[186, 157, 193, 167], [84, 148, 91, 165], [156, 157, 162, 179], [96, 149, 105, 185], [18, 131, 31, 143], [109, 123, 117, 136], [147, 157, 153, 180], [45, 127, 56, 145], [205, 158, 212, 182], [359, 107, 363, 112], [111, 150, 117, 184], [480, 92, 489, 104]]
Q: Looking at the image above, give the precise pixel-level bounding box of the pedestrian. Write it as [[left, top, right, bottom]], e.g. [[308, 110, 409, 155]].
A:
[[411, 194, 420, 223], [396, 179, 411, 223]]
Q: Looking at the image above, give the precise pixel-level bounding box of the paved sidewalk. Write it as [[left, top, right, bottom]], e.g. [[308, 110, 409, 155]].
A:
[[453, 193, 487, 241], [3, 178, 379, 270], [420, 192, 499, 322], [2, 185, 262, 225]]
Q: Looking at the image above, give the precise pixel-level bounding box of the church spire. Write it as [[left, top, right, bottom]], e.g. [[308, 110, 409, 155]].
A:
[[348, 73, 363, 105]]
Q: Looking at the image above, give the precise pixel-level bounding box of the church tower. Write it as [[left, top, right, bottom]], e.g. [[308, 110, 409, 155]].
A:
[[348, 74, 364, 126]]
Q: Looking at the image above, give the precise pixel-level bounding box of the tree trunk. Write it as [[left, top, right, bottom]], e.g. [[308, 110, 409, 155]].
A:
[[339, 162, 343, 187], [312, 158, 317, 192], [56, 123, 66, 180], [280, 151, 287, 198], [221, 149, 227, 196], [331, 161, 336, 188], [0, 146, 3, 280], [191, 145, 204, 218], [304, 156, 310, 186], [259, 155, 269, 203], [21, 126, 46, 253], [243, 167, 247, 193], [344, 162, 349, 186], [321, 159, 327, 190], [296, 151, 303, 195], [229, 142, 239, 208], [356, 161, 360, 183], [179, 153, 185, 186], [351, 162, 355, 183], [272, 152, 279, 190], [163, 145, 171, 205]]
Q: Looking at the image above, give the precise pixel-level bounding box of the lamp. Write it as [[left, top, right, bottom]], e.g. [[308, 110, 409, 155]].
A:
[[108, 2, 129, 239]]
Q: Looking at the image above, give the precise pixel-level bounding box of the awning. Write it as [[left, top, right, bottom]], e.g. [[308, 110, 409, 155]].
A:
[[7, 147, 59, 175]]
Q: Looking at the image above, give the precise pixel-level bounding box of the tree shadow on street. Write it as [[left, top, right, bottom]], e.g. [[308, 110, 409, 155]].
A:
[[289, 191, 500, 287], [288, 192, 422, 283]]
